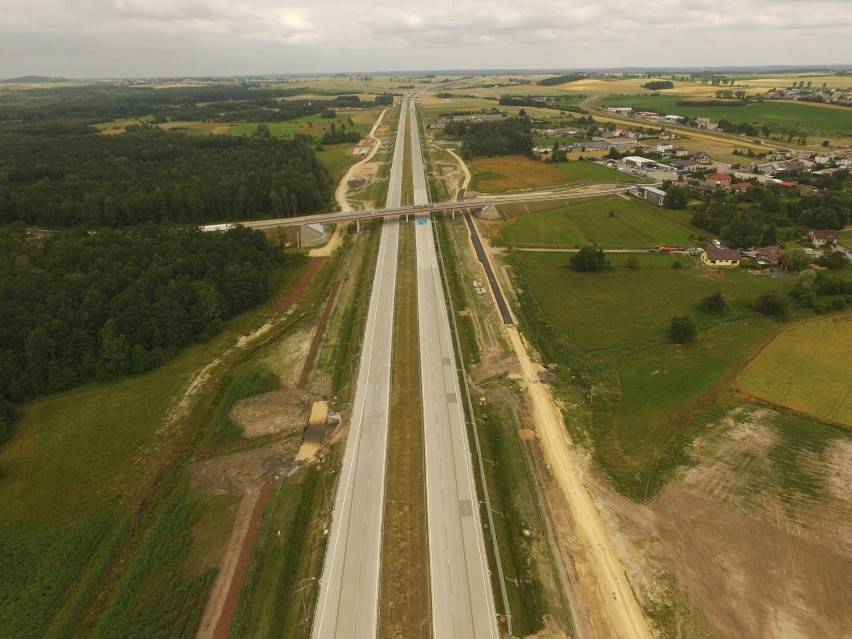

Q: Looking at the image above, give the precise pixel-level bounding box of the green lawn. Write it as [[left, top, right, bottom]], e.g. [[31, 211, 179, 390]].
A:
[[551, 161, 648, 184], [608, 318, 778, 490], [599, 95, 852, 135], [500, 196, 704, 248], [516, 251, 796, 349]]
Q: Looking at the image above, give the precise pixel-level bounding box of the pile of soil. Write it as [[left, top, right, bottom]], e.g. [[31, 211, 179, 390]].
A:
[[230, 388, 313, 438]]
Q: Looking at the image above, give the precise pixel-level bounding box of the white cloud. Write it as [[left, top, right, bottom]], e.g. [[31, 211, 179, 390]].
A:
[[0, 0, 849, 77]]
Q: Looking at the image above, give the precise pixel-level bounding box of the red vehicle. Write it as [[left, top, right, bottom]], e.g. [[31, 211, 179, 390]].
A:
[[659, 246, 674, 253]]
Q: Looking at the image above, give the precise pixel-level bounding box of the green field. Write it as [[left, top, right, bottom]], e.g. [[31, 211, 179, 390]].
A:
[[515, 251, 796, 350], [500, 196, 704, 248], [606, 317, 779, 490], [551, 161, 647, 183], [599, 95, 852, 135]]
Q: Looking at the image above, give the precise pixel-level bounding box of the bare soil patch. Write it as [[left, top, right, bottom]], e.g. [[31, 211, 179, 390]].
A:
[[588, 406, 852, 639], [190, 440, 299, 495], [230, 387, 313, 439]]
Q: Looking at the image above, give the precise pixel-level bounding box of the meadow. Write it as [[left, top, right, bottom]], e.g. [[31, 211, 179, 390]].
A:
[[736, 315, 852, 428], [508, 222, 852, 498], [606, 317, 779, 492], [599, 95, 852, 135], [469, 156, 645, 193], [499, 196, 700, 248], [514, 251, 796, 350]]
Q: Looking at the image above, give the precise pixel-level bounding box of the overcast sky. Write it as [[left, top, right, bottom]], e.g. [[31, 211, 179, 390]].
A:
[[1, 0, 850, 78]]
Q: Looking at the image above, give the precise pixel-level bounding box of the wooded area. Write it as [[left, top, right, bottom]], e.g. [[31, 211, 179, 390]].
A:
[[688, 175, 851, 248], [0, 225, 289, 402], [444, 116, 534, 159], [0, 131, 334, 227]]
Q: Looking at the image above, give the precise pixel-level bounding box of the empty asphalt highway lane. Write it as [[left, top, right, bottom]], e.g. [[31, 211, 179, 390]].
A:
[[311, 101, 408, 639], [409, 94, 498, 638], [416, 215, 498, 639]]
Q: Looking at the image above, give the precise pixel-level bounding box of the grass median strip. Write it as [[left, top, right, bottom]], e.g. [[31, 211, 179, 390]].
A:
[[378, 221, 431, 638]]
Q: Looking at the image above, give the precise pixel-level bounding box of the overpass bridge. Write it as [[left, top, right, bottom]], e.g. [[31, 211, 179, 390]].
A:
[[201, 185, 638, 232]]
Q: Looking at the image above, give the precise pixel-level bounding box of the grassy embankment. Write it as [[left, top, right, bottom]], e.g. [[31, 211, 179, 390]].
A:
[[0, 252, 326, 638], [504, 208, 852, 497], [226, 221, 383, 638]]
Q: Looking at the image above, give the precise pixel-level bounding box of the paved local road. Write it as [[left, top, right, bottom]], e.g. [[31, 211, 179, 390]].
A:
[[310, 99, 407, 639], [410, 96, 499, 638]]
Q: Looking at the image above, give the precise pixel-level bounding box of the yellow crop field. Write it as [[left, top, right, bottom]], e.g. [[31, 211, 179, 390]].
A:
[[736, 315, 852, 429], [470, 156, 572, 192]]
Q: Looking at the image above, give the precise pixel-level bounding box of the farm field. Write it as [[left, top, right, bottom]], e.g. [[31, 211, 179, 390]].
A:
[[607, 317, 778, 488], [499, 196, 705, 248], [729, 73, 852, 90], [634, 402, 852, 638], [418, 96, 500, 118], [514, 251, 797, 349], [552, 160, 648, 183], [599, 95, 852, 135], [468, 156, 644, 193], [736, 315, 852, 428]]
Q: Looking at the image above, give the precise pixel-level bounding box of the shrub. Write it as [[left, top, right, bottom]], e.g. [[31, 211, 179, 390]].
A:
[[754, 291, 790, 318], [569, 247, 610, 272], [668, 315, 697, 343], [697, 292, 730, 315]]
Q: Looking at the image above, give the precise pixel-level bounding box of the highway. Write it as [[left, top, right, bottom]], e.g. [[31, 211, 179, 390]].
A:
[[411, 98, 499, 638], [310, 99, 407, 639]]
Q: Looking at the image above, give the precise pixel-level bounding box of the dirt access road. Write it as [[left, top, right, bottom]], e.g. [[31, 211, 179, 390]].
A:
[[443, 131, 650, 637], [505, 327, 652, 639], [334, 108, 387, 213]]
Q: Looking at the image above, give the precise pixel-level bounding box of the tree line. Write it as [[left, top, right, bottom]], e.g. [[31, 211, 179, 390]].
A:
[[0, 130, 334, 227], [0, 225, 290, 404], [0, 83, 395, 124], [687, 176, 851, 248], [443, 116, 534, 159]]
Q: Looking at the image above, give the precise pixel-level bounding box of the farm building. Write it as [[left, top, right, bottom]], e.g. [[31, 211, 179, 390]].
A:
[[701, 248, 741, 267], [623, 156, 656, 168], [706, 172, 733, 188], [730, 182, 754, 193], [808, 230, 838, 248], [758, 246, 785, 264], [637, 185, 667, 206]]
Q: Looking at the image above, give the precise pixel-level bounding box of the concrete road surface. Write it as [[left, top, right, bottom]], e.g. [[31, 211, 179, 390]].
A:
[[311, 99, 408, 639], [409, 95, 499, 638]]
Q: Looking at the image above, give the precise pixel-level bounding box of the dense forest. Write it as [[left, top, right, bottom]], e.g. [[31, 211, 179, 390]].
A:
[[0, 83, 394, 124], [444, 116, 534, 159], [537, 74, 585, 86], [0, 130, 334, 227], [0, 225, 288, 402]]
